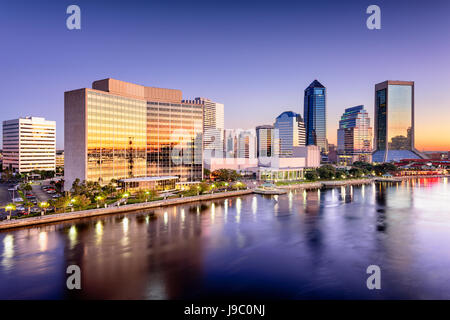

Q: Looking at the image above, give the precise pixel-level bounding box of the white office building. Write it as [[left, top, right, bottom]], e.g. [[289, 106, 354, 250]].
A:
[[2, 117, 56, 173]]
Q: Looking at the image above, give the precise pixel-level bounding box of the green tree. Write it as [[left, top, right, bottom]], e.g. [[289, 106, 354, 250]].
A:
[[349, 167, 364, 178], [21, 183, 32, 192], [317, 165, 336, 180], [53, 196, 71, 213], [23, 201, 34, 215], [305, 170, 319, 181], [211, 169, 241, 181], [73, 195, 91, 209]]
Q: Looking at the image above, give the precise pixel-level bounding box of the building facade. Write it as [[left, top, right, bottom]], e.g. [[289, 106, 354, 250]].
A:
[[304, 80, 327, 155], [190, 97, 224, 159], [372, 80, 423, 162], [64, 78, 203, 191], [256, 125, 280, 158], [337, 105, 372, 165], [274, 111, 306, 157], [2, 117, 56, 173]]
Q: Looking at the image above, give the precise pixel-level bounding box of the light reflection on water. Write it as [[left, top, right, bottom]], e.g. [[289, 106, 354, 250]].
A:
[[1, 178, 450, 299]]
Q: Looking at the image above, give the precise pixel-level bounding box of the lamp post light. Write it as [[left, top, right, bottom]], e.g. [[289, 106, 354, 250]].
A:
[[145, 191, 150, 202], [70, 198, 76, 212], [95, 195, 104, 208], [39, 201, 49, 216], [5, 204, 16, 220], [197, 185, 201, 196], [122, 192, 129, 205]]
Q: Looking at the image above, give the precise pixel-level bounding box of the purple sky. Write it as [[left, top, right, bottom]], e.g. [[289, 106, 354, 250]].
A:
[[1, 0, 449, 150]]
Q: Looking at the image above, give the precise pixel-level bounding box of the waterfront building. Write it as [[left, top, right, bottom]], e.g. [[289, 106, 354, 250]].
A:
[[64, 78, 203, 191], [274, 111, 306, 157], [372, 80, 424, 162], [304, 80, 327, 155], [337, 105, 372, 165], [2, 117, 56, 173]]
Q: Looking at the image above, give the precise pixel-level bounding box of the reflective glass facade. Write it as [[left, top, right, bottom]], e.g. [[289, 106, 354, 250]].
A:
[[274, 111, 306, 157], [337, 105, 372, 165], [65, 79, 204, 191], [86, 91, 147, 183], [304, 80, 327, 154], [147, 101, 203, 181], [387, 85, 412, 150], [373, 81, 422, 162]]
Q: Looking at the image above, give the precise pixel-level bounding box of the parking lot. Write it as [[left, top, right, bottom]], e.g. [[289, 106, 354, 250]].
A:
[[0, 182, 62, 221]]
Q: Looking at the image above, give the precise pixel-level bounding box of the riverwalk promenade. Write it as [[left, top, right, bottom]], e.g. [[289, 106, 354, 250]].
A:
[[0, 189, 252, 231], [1, 175, 449, 231]]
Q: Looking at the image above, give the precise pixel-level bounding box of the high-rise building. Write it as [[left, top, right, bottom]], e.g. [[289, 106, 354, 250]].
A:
[[337, 105, 372, 165], [191, 97, 224, 158], [304, 80, 327, 154], [256, 125, 279, 158], [64, 78, 203, 191], [274, 111, 306, 157], [237, 129, 257, 159], [2, 117, 56, 173], [372, 80, 423, 162]]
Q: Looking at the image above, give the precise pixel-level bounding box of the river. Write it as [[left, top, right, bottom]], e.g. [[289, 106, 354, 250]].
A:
[[1, 177, 450, 299]]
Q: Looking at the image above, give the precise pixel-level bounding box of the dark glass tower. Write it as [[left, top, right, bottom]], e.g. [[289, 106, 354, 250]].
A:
[[304, 80, 327, 155]]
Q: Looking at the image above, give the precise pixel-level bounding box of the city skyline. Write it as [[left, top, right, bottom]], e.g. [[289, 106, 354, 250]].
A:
[[2, 0, 450, 151]]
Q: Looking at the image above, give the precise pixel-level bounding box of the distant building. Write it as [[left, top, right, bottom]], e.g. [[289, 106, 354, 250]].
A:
[[293, 145, 321, 168], [223, 129, 256, 159], [256, 125, 279, 158], [372, 80, 424, 162], [2, 117, 56, 173], [337, 105, 372, 165], [64, 78, 203, 191], [192, 97, 224, 159], [327, 144, 337, 163], [274, 111, 306, 157], [56, 150, 64, 169], [304, 80, 327, 155]]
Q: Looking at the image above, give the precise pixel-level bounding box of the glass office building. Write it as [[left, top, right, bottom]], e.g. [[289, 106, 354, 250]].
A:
[[256, 125, 278, 158], [372, 80, 423, 162], [304, 80, 327, 154], [337, 105, 372, 165], [65, 78, 203, 191], [147, 100, 203, 180], [86, 91, 147, 183], [274, 111, 306, 157]]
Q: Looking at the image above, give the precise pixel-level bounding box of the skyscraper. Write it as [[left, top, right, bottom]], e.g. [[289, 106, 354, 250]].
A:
[[372, 80, 423, 162], [337, 105, 372, 165], [191, 97, 224, 158], [256, 125, 279, 158], [2, 117, 56, 173], [274, 111, 306, 157], [64, 78, 203, 191], [304, 80, 327, 155]]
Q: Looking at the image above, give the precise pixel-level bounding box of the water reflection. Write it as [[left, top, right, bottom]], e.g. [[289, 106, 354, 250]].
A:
[[1, 178, 450, 299]]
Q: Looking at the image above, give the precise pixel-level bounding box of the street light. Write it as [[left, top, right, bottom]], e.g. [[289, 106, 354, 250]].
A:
[[122, 192, 129, 205], [70, 198, 76, 211], [145, 191, 150, 202], [5, 204, 16, 220], [39, 201, 49, 216], [95, 195, 104, 208]]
